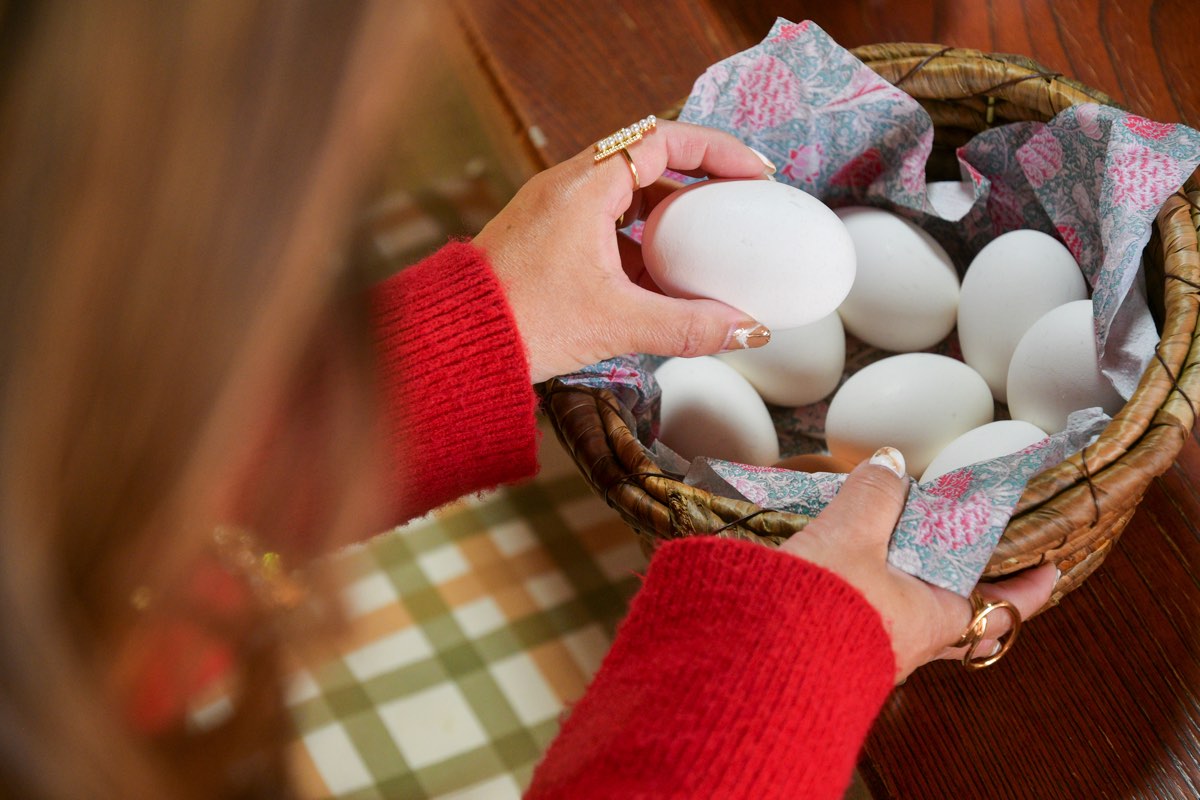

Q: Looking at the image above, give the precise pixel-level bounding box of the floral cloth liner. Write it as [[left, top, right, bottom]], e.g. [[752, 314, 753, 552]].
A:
[[555, 19, 1200, 595]]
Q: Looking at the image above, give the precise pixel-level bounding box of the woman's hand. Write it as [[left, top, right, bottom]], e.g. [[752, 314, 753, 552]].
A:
[[473, 119, 775, 383], [781, 447, 1057, 683]]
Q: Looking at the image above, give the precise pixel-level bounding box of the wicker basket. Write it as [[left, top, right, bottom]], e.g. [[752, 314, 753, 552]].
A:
[[543, 43, 1200, 605]]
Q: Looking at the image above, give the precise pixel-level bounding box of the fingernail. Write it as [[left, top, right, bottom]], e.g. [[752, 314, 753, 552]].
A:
[[869, 446, 906, 478], [986, 641, 1002, 658], [1052, 565, 1062, 584], [722, 322, 771, 351], [749, 147, 777, 175]]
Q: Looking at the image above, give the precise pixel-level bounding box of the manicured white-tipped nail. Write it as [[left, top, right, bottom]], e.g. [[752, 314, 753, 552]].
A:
[[749, 147, 777, 175], [721, 322, 771, 351], [869, 446, 906, 478]]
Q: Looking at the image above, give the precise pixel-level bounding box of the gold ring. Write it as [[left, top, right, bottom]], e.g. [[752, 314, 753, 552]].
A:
[[951, 591, 990, 648], [594, 115, 657, 191], [619, 147, 641, 191], [953, 592, 1022, 671]]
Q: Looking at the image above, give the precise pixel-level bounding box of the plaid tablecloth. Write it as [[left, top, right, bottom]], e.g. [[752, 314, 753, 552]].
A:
[[286, 420, 644, 799]]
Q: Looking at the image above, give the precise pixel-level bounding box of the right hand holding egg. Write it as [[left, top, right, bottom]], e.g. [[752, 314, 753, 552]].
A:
[[473, 120, 776, 383], [781, 447, 1056, 683]]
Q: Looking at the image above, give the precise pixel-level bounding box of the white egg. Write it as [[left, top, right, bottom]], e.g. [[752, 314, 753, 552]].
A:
[[1006, 300, 1126, 433], [654, 356, 780, 465], [716, 312, 845, 406], [958, 230, 1088, 402], [641, 180, 856, 329], [834, 207, 960, 351], [919, 420, 1049, 485], [825, 353, 993, 477], [926, 180, 976, 221]]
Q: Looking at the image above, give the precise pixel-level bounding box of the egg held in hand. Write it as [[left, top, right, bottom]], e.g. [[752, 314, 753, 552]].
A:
[[717, 312, 845, 406], [1006, 300, 1126, 434], [653, 356, 780, 466], [957, 229, 1088, 402], [834, 206, 960, 352], [825, 353, 994, 477], [641, 179, 856, 330]]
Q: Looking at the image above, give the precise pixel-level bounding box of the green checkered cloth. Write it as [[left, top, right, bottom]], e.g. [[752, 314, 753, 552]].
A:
[[286, 421, 644, 799]]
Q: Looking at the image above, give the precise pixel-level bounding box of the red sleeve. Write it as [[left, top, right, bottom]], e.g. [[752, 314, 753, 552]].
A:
[[526, 537, 896, 800], [370, 241, 540, 522]]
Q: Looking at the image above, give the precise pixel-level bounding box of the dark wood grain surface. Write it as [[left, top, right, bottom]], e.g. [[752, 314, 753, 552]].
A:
[[451, 1, 1200, 796], [451, 2, 743, 170], [453, 0, 1198, 167], [713, 0, 1199, 133]]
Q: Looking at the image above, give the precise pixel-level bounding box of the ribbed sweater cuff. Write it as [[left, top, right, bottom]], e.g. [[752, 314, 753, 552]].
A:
[[527, 536, 896, 800], [370, 241, 539, 520]]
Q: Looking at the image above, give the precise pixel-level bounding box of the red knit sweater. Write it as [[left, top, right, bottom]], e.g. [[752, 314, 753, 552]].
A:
[[371, 242, 897, 799]]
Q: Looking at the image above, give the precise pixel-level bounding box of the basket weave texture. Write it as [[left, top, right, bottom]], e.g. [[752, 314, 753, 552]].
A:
[[544, 44, 1200, 604]]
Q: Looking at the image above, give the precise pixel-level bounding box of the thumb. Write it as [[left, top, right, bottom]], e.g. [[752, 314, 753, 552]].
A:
[[618, 289, 772, 358], [937, 563, 1057, 662], [977, 562, 1057, 615], [801, 447, 911, 555]]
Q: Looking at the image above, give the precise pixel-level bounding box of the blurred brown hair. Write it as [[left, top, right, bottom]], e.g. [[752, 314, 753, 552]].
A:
[[0, 1, 410, 796]]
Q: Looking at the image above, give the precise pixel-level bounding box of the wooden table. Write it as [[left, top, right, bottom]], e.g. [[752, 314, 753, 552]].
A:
[[449, 2, 1200, 796]]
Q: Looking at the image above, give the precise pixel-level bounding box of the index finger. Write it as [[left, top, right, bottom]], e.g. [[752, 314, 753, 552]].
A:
[[650, 119, 769, 178], [587, 119, 768, 217]]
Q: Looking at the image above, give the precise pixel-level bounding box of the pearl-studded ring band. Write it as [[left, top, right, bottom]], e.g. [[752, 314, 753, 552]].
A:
[[594, 115, 657, 190]]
